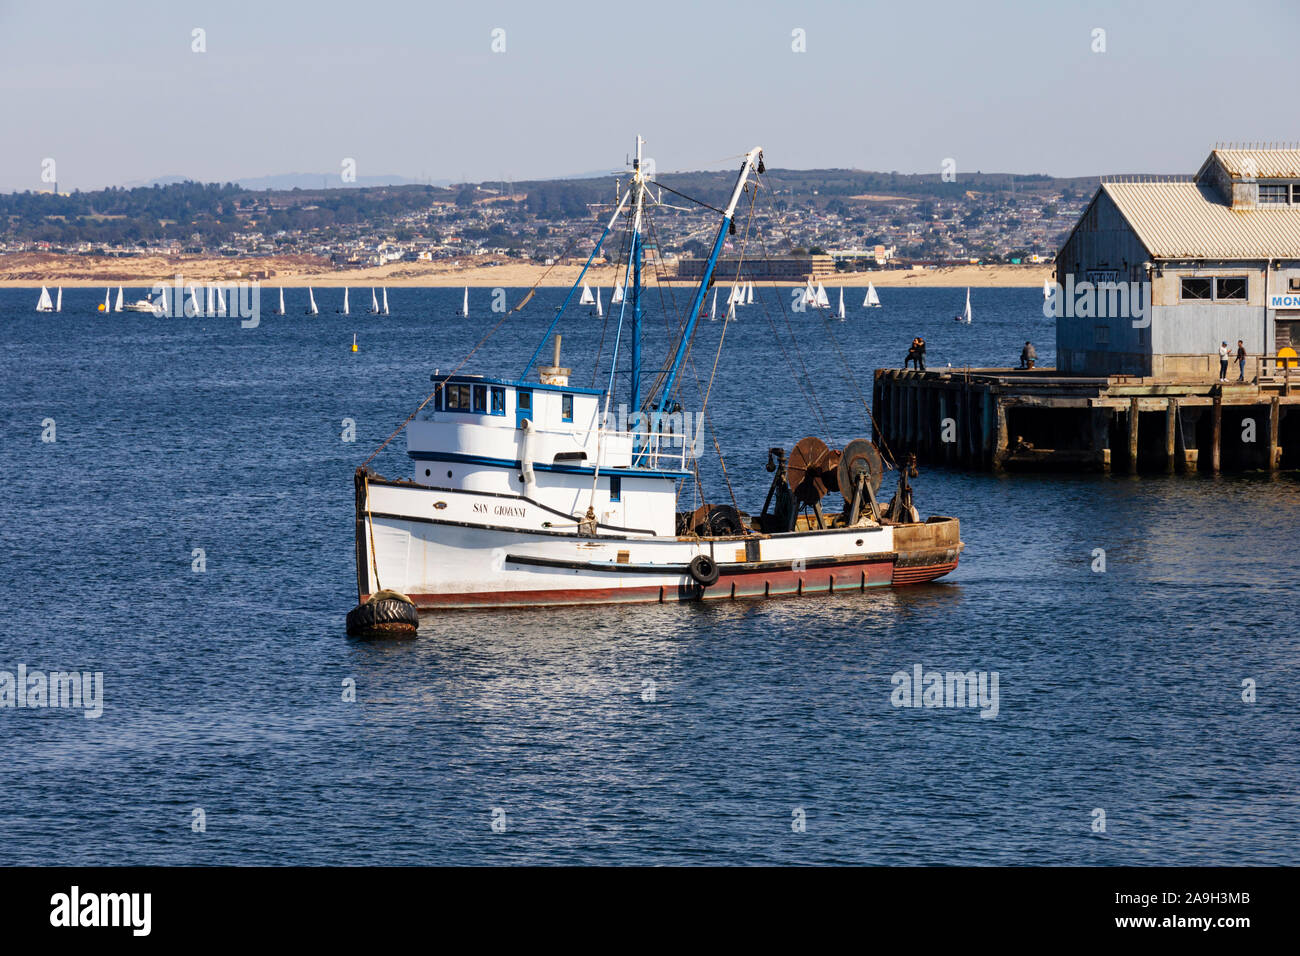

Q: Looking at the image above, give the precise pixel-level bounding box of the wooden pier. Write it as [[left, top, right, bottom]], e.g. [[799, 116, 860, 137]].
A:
[[872, 365, 1300, 473]]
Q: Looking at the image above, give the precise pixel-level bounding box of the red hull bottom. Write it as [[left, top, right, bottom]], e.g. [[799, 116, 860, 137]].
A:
[[365, 557, 959, 611]]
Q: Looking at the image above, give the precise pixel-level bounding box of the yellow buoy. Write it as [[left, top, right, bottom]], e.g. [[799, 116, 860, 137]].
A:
[[1279, 346, 1298, 370], [351, 333, 358, 353], [97, 303, 106, 312]]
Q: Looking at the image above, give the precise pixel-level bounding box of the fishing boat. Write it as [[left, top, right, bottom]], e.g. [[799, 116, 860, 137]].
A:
[[36, 286, 53, 312], [306, 288, 319, 316], [864, 282, 881, 308], [350, 139, 962, 611]]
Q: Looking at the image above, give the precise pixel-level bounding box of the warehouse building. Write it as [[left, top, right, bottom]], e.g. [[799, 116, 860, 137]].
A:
[[1055, 146, 1300, 380]]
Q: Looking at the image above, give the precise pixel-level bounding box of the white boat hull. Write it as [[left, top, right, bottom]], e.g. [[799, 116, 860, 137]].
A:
[[354, 472, 961, 609]]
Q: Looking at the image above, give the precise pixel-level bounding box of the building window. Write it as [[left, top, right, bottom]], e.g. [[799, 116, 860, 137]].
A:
[[1216, 277, 1247, 301], [472, 384, 487, 414], [444, 383, 472, 410], [1181, 278, 1213, 300], [1259, 184, 1289, 204], [1094, 325, 1110, 346], [1293, 184, 1300, 204], [561, 393, 573, 422], [609, 475, 621, 502], [490, 387, 506, 416]]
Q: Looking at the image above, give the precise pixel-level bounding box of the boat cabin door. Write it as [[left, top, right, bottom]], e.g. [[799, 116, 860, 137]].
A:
[[516, 388, 533, 429]]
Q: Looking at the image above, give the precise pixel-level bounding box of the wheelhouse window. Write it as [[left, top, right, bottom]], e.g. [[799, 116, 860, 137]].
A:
[[609, 475, 621, 502], [1216, 277, 1247, 301], [1180, 278, 1213, 300], [1259, 184, 1289, 204], [517, 390, 531, 412], [473, 384, 488, 414], [490, 387, 506, 416], [561, 393, 574, 422], [444, 383, 472, 411]]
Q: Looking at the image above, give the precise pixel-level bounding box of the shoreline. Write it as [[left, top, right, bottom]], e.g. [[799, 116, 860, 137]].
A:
[[0, 255, 1053, 289]]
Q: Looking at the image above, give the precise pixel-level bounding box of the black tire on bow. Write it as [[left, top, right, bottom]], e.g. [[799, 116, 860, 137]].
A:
[[346, 593, 419, 637], [688, 554, 720, 587]]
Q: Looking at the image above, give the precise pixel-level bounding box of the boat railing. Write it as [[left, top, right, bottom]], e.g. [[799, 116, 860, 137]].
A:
[[1258, 354, 1298, 393], [523, 423, 694, 471]]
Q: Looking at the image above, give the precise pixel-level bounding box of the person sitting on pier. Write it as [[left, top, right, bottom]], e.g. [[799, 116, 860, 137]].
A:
[[1218, 341, 1231, 383], [1237, 340, 1247, 383], [1019, 341, 1037, 370]]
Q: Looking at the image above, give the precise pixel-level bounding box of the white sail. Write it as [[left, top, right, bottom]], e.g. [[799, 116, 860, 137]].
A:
[[726, 300, 736, 322], [216, 285, 227, 315], [277, 287, 284, 315], [1043, 278, 1052, 301], [371, 288, 379, 313], [155, 286, 169, 317], [963, 288, 972, 324], [308, 288, 319, 315], [802, 280, 816, 308], [55, 287, 62, 312], [188, 284, 201, 317], [461, 286, 469, 316], [837, 287, 845, 320], [205, 285, 214, 316], [611, 284, 624, 304], [815, 283, 830, 308], [342, 288, 350, 315], [746, 281, 754, 305], [103, 288, 110, 312], [595, 287, 603, 318], [710, 288, 717, 320], [728, 284, 741, 306], [865, 282, 881, 307], [382, 287, 389, 314], [115, 287, 124, 312], [579, 282, 595, 306]]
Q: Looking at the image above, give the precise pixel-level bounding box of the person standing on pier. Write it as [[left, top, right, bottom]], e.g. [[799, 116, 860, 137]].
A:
[[1020, 341, 1037, 369], [904, 336, 927, 371], [1236, 340, 1247, 383], [1218, 341, 1231, 382]]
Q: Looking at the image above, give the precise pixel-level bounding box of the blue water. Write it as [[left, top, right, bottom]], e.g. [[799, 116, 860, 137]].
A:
[[1, 285, 1297, 865]]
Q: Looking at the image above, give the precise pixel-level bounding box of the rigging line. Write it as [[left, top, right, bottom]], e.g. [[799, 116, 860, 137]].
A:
[[590, 220, 632, 387], [647, 180, 726, 216]]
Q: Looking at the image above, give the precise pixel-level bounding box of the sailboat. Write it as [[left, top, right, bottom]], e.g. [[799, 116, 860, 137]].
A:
[[594, 287, 603, 318], [115, 287, 124, 312], [349, 138, 962, 612], [459, 287, 469, 317], [216, 285, 227, 316], [746, 281, 754, 305], [815, 283, 830, 309], [956, 288, 972, 324], [709, 287, 718, 321], [381, 287, 389, 315], [1043, 278, 1052, 301], [275, 287, 286, 316], [864, 282, 881, 308], [370, 288, 380, 314], [725, 299, 737, 323], [102, 288, 110, 313], [187, 285, 202, 317], [154, 286, 169, 317], [55, 288, 62, 313], [837, 287, 845, 321], [802, 280, 816, 309], [579, 282, 595, 307], [611, 284, 624, 305], [340, 288, 350, 315], [306, 288, 319, 315]]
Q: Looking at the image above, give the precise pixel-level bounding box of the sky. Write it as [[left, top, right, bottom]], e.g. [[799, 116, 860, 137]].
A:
[[2, 0, 1298, 192]]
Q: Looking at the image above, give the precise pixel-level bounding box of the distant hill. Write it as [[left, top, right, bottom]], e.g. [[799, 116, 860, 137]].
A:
[[124, 173, 448, 190]]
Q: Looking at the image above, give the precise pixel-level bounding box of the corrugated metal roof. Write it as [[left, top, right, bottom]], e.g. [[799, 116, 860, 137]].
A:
[[1209, 148, 1300, 180], [1102, 181, 1300, 259]]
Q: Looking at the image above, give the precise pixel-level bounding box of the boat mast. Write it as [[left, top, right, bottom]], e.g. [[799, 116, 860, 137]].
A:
[[629, 136, 646, 413], [650, 146, 763, 422]]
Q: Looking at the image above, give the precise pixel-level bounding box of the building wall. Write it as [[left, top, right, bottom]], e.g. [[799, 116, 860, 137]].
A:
[[1055, 189, 1152, 375]]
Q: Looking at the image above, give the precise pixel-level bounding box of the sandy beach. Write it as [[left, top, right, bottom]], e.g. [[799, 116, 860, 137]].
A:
[[0, 252, 1052, 289]]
